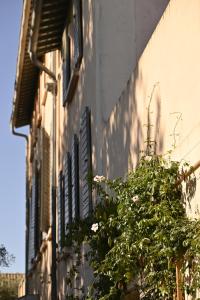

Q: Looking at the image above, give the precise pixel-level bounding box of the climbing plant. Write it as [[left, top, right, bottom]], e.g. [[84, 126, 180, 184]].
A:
[[66, 155, 200, 300]]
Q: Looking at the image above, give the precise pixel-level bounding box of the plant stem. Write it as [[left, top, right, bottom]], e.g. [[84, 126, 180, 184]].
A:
[[176, 260, 183, 300]]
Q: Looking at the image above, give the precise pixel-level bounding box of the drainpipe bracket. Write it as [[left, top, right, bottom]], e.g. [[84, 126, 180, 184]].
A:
[[46, 82, 57, 95]]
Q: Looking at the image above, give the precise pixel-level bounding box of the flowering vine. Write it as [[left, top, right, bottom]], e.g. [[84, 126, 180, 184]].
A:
[[66, 155, 200, 300]]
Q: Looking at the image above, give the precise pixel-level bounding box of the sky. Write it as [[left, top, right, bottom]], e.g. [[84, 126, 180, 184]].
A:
[[0, 1, 25, 273]]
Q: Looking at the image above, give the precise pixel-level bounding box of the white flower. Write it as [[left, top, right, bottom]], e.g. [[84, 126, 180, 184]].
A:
[[144, 155, 152, 161], [91, 223, 99, 232], [132, 195, 139, 203], [93, 175, 105, 183]]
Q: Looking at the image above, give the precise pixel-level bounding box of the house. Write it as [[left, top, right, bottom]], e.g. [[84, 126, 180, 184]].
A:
[[0, 273, 24, 298], [11, 0, 200, 299]]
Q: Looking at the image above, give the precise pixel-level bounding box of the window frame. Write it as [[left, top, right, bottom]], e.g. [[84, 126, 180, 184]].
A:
[[62, 0, 83, 106]]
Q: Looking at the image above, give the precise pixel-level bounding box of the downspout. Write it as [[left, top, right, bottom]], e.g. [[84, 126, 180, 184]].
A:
[[12, 126, 29, 295], [12, 126, 28, 143], [28, 1, 57, 299]]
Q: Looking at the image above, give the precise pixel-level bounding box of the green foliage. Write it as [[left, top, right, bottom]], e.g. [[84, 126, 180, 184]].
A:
[[0, 247, 16, 300], [0, 286, 18, 300], [67, 155, 200, 299], [0, 245, 14, 269]]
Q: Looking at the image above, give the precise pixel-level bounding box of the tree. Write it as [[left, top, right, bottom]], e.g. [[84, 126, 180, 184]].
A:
[[0, 244, 14, 268], [0, 287, 18, 300], [0, 245, 16, 300]]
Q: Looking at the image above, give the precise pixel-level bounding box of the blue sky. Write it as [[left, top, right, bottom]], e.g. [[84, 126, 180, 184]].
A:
[[0, 1, 25, 273]]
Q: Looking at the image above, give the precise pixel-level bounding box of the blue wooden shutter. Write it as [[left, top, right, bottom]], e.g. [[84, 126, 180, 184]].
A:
[[62, 27, 71, 105], [34, 167, 41, 253], [28, 193, 34, 270], [33, 167, 38, 259], [73, 0, 83, 67], [63, 152, 72, 234], [40, 129, 50, 233], [58, 171, 65, 250], [71, 134, 80, 220], [28, 162, 39, 267], [79, 107, 92, 219]]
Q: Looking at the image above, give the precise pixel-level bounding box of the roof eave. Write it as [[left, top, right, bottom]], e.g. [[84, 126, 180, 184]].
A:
[[11, 0, 35, 128], [11, 0, 69, 128]]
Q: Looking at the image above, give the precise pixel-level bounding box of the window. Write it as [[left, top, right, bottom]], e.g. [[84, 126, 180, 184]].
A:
[[57, 152, 73, 250], [79, 107, 92, 219], [58, 171, 65, 250], [40, 128, 50, 233], [62, 0, 83, 105], [71, 134, 80, 220], [57, 106, 92, 251], [28, 128, 50, 269], [28, 160, 41, 269], [63, 152, 72, 234]]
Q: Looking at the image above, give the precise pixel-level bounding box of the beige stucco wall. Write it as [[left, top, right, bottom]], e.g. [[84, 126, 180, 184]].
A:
[[100, 2, 200, 298], [55, 1, 171, 299], [27, 51, 54, 298], [28, 240, 52, 299], [105, 0, 200, 216], [61, 0, 169, 173], [96, 0, 169, 121], [56, 1, 173, 299], [28, 0, 194, 298]]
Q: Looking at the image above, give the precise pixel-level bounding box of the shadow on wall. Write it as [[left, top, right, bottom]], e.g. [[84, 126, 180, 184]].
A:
[[59, 0, 169, 295], [100, 0, 170, 179], [135, 0, 170, 59], [103, 66, 164, 179], [61, 0, 169, 178]]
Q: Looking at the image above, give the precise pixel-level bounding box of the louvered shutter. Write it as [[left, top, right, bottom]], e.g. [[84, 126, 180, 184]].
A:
[[28, 162, 39, 268], [40, 129, 50, 233], [58, 171, 65, 250], [62, 27, 71, 105], [63, 152, 72, 234], [28, 195, 33, 270], [71, 135, 80, 220], [79, 107, 92, 219], [73, 0, 83, 67], [32, 168, 37, 259], [34, 167, 41, 253]]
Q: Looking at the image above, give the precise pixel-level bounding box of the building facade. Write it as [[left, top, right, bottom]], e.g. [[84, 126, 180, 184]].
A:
[[0, 273, 24, 298], [0, 273, 24, 288], [11, 0, 200, 299]]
